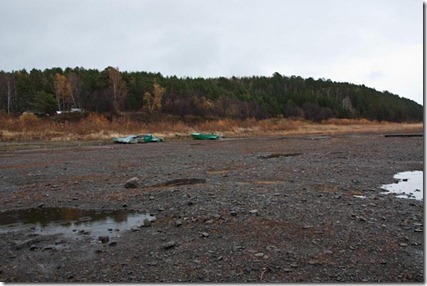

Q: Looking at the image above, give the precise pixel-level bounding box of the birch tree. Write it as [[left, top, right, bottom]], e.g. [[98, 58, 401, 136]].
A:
[[108, 66, 127, 113], [53, 73, 73, 111], [143, 82, 164, 113]]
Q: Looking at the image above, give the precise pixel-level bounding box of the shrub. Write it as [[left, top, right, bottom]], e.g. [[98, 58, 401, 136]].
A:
[[19, 112, 39, 129]]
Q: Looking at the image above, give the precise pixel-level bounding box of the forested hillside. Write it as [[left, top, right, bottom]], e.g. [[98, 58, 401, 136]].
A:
[[0, 67, 423, 122]]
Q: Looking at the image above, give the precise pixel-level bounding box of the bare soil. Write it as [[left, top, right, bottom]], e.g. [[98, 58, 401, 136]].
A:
[[0, 129, 424, 282]]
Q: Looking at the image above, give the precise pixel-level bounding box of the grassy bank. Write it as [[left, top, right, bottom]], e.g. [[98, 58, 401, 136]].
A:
[[0, 112, 423, 142]]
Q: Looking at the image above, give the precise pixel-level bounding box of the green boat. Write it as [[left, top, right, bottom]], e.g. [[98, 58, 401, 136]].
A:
[[190, 132, 219, 140], [136, 134, 164, 143], [113, 134, 163, 144]]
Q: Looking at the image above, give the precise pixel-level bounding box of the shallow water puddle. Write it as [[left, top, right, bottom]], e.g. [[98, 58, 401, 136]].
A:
[[0, 207, 155, 240], [380, 171, 423, 200]]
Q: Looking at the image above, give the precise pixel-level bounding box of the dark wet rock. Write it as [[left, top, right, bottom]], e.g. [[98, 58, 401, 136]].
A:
[[78, 229, 91, 235], [55, 239, 66, 245], [43, 246, 55, 251], [98, 236, 109, 244], [141, 218, 151, 227], [125, 177, 139, 188]]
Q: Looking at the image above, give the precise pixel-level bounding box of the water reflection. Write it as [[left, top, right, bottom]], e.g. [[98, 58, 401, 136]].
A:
[[381, 171, 423, 200], [0, 207, 156, 240]]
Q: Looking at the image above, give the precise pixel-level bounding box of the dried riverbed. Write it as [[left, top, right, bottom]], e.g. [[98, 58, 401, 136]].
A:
[[0, 131, 423, 282]]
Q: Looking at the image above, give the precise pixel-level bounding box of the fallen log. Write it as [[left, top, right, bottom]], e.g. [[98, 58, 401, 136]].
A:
[[384, 134, 423, 137]]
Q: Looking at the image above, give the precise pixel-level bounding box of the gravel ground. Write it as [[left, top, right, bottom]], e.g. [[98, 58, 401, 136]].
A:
[[0, 131, 423, 282]]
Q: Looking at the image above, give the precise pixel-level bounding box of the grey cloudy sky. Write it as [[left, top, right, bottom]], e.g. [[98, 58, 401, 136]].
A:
[[0, 0, 423, 104]]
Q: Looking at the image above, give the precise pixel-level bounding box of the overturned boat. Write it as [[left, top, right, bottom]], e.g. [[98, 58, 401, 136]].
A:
[[113, 134, 164, 144], [190, 132, 219, 140]]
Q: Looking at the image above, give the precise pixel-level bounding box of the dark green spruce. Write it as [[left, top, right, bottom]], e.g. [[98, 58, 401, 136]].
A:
[[0, 68, 422, 122]]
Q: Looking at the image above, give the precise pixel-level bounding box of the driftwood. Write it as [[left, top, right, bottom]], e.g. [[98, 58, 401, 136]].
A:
[[384, 134, 423, 138]]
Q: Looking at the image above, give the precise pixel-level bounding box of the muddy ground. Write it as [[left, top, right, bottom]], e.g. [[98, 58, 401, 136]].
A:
[[0, 130, 424, 282]]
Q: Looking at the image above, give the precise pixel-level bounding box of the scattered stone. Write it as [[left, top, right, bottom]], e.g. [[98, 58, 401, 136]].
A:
[[141, 218, 151, 227], [230, 210, 238, 216], [55, 239, 66, 245], [109, 241, 117, 246], [201, 232, 209, 238], [14, 238, 41, 250], [78, 229, 91, 235], [265, 245, 280, 252], [254, 252, 264, 257], [323, 249, 333, 255], [175, 220, 183, 227], [249, 209, 259, 215], [162, 240, 177, 249], [125, 177, 139, 188], [98, 236, 109, 244]]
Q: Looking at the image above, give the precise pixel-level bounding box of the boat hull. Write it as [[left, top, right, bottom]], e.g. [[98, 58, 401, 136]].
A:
[[190, 133, 219, 140]]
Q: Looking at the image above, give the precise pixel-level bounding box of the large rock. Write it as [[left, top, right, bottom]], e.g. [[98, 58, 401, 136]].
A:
[[125, 177, 139, 188]]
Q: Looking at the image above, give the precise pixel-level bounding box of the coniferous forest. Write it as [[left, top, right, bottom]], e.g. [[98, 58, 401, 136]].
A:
[[0, 67, 423, 123]]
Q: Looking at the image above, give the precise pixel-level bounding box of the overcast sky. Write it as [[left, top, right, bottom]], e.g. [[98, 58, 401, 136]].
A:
[[0, 0, 423, 104]]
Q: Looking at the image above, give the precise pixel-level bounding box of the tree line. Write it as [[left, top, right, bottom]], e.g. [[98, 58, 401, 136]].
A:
[[0, 67, 423, 122]]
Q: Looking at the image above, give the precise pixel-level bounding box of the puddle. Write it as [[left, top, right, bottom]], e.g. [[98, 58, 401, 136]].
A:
[[0, 208, 155, 241], [380, 171, 423, 200]]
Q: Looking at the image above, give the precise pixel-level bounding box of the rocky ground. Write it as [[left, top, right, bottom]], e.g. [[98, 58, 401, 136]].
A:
[[0, 130, 424, 282]]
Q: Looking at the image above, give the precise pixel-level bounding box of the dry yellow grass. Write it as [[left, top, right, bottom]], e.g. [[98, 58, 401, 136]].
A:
[[0, 112, 423, 142]]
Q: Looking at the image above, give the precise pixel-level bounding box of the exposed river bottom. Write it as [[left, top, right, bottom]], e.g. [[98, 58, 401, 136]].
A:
[[0, 132, 423, 282]]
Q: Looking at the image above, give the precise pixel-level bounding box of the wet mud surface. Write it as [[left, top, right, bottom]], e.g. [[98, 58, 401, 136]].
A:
[[0, 132, 423, 282]]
